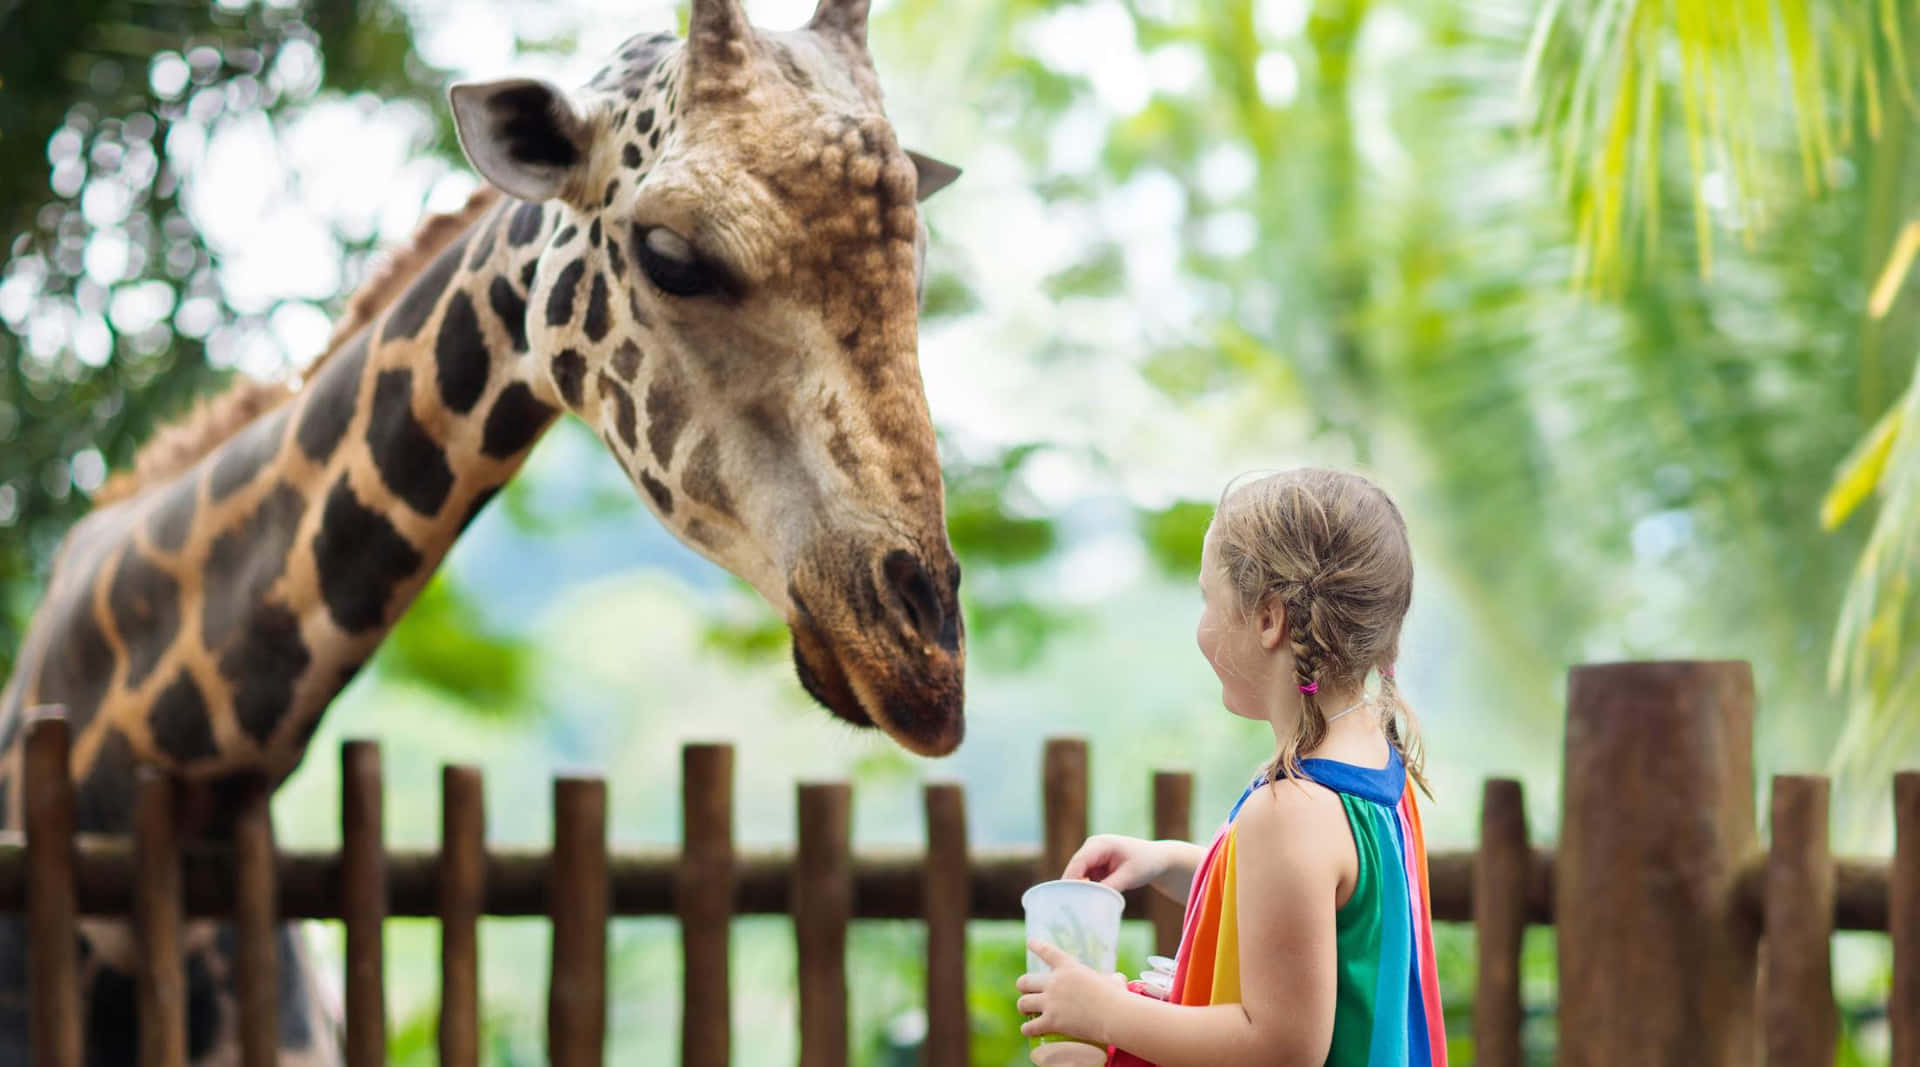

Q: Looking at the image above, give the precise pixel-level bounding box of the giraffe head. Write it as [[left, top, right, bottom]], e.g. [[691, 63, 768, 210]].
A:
[[447, 0, 967, 755]]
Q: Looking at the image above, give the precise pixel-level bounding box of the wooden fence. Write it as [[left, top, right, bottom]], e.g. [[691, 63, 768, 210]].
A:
[[6, 659, 1919, 1065]]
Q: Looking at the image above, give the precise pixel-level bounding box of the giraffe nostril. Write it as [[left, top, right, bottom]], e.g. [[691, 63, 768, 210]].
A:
[[882, 549, 944, 647]]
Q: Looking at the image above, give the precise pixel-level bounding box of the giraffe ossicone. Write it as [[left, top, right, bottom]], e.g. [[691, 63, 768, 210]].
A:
[[0, 0, 968, 1060]]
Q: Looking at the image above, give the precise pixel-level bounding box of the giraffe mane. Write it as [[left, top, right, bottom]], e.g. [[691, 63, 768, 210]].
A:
[[91, 185, 505, 508]]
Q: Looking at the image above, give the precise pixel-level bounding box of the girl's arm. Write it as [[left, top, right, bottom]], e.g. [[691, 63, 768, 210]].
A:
[[1063, 836, 1206, 903], [1146, 839, 1206, 902], [1019, 783, 1349, 1067]]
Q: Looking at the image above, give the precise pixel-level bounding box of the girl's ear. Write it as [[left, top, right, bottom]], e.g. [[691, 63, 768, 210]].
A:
[[1257, 599, 1288, 651]]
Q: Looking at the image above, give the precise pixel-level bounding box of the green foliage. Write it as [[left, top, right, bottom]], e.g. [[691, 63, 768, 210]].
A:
[[1522, 0, 1920, 788], [1041, 242, 1126, 300], [1138, 500, 1213, 578], [943, 445, 1059, 567], [700, 610, 791, 663], [1524, 0, 1916, 289], [380, 575, 531, 713], [966, 926, 1044, 1067], [388, 997, 541, 1067], [0, 0, 445, 682], [922, 267, 984, 321]]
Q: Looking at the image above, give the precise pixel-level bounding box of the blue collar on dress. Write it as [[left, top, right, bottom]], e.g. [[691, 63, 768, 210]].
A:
[[1227, 745, 1406, 821]]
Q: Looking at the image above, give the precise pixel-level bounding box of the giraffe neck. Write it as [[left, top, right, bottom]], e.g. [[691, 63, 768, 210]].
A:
[[0, 197, 564, 832]]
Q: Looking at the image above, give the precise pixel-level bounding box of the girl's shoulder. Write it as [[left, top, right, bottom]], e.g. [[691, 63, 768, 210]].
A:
[[1234, 777, 1350, 848], [1230, 778, 1355, 899]]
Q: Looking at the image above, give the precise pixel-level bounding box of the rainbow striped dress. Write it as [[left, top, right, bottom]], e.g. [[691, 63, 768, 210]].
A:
[[1110, 747, 1447, 1066]]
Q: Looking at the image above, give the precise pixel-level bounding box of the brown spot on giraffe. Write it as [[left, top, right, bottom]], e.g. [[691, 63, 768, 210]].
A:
[[0, 0, 966, 1059]]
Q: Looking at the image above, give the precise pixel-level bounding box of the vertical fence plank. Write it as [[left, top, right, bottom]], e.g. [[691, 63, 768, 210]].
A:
[[1150, 771, 1191, 957], [796, 784, 852, 1067], [1473, 778, 1528, 1067], [232, 777, 279, 1067], [438, 766, 485, 1067], [1557, 661, 1758, 1067], [679, 744, 733, 1067], [341, 741, 386, 1067], [1893, 772, 1920, 1065], [923, 783, 968, 1067], [24, 713, 80, 1067], [133, 769, 187, 1067], [1764, 775, 1836, 1066], [549, 777, 608, 1067], [1042, 738, 1089, 881]]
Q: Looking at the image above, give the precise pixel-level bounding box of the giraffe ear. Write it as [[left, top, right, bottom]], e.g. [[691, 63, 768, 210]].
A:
[[906, 151, 961, 202], [450, 78, 591, 203]]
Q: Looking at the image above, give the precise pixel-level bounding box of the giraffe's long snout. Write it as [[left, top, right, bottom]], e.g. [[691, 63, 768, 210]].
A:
[[786, 543, 965, 757]]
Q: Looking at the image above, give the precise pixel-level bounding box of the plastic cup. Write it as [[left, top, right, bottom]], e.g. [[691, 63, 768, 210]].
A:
[[1021, 879, 1125, 1066]]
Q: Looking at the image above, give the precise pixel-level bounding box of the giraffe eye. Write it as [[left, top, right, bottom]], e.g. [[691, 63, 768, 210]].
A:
[[634, 225, 729, 298]]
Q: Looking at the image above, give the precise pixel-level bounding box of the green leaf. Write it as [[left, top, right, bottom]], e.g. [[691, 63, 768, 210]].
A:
[[1821, 403, 1903, 531]]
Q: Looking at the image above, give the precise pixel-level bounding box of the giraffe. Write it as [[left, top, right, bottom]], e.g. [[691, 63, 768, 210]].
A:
[[0, 0, 967, 1059]]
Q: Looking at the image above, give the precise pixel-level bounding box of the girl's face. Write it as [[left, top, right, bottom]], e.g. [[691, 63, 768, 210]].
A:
[[1196, 525, 1285, 722]]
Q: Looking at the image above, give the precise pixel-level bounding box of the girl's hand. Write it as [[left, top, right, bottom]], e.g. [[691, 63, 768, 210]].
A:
[[1062, 834, 1169, 891], [1015, 941, 1128, 1045]]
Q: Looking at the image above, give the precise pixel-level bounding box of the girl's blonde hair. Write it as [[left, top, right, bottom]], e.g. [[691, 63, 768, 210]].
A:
[[1211, 468, 1428, 795]]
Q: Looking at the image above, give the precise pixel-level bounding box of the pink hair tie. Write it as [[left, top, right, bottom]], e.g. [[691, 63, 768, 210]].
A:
[[1381, 666, 1396, 680], [1298, 682, 1319, 694]]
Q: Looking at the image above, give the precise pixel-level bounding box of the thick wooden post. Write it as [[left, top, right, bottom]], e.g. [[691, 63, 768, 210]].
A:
[[678, 744, 733, 1067], [549, 777, 608, 1067], [133, 770, 187, 1067], [1150, 771, 1191, 957], [922, 783, 969, 1067], [1473, 779, 1528, 1067], [438, 766, 485, 1067], [1763, 775, 1836, 1065], [1557, 660, 1758, 1067], [232, 778, 279, 1067], [1042, 739, 1089, 881], [24, 713, 81, 1067], [795, 783, 852, 1067]]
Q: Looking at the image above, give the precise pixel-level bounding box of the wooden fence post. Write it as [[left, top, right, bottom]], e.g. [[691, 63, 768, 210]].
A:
[[679, 744, 733, 1067], [24, 712, 81, 1067], [922, 783, 969, 1067], [232, 777, 279, 1067], [438, 766, 485, 1067], [133, 769, 187, 1067], [1763, 775, 1836, 1065], [1557, 660, 1758, 1067], [1042, 739, 1089, 881], [549, 777, 608, 1067], [1473, 778, 1528, 1067], [1150, 772, 1191, 958], [795, 783, 852, 1067], [1893, 772, 1919, 1064], [341, 741, 386, 1067]]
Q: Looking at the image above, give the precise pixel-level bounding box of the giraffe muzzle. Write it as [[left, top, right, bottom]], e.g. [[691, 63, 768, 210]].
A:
[[785, 547, 965, 756]]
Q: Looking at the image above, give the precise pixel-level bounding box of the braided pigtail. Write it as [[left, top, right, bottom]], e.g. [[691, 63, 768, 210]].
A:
[[1377, 655, 1431, 797], [1270, 584, 1331, 785]]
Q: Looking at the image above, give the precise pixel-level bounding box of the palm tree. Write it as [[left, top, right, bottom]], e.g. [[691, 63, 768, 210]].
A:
[[1523, 0, 1920, 790]]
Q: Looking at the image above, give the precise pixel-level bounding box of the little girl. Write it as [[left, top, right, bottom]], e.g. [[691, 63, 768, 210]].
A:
[[1015, 468, 1446, 1066]]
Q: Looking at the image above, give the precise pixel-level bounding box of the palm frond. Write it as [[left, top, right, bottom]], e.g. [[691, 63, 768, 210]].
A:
[[1826, 233, 1920, 800], [1526, 0, 1913, 291]]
